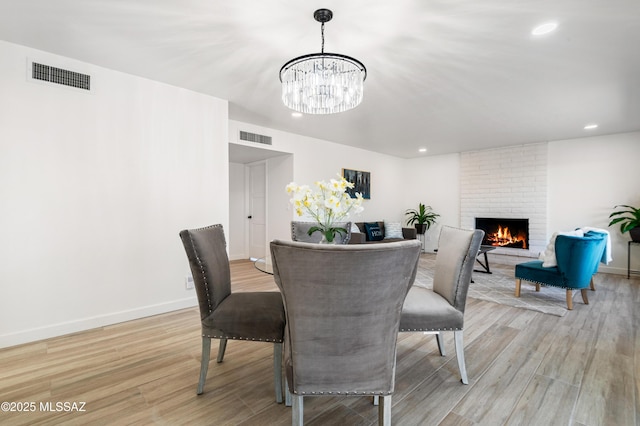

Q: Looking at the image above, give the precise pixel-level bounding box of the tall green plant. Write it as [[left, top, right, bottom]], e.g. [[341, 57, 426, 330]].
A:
[[608, 204, 640, 233], [405, 203, 439, 229]]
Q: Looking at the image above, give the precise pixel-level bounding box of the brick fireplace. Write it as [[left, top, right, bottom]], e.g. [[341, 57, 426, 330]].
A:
[[460, 143, 548, 256]]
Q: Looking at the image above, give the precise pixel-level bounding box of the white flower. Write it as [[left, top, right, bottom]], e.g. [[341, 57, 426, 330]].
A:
[[286, 173, 365, 241]]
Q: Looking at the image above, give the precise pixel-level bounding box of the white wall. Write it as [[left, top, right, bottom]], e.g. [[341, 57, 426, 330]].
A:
[[403, 154, 461, 252], [548, 132, 640, 274], [0, 41, 229, 348], [2, 40, 636, 348], [265, 154, 295, 243], [404, 132, 640, 272], [229, 120, 408, 245], [227, 125, 640, 274], [228, 162, 246, 260]]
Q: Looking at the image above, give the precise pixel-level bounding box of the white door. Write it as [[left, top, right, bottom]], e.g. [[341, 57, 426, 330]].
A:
[[247, 161, 267, 260]]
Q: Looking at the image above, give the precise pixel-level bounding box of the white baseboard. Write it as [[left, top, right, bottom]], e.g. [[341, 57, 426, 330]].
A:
[[599, 265, 630, 276], [0, 297, 198, 349], [229, 254, 247, 261]]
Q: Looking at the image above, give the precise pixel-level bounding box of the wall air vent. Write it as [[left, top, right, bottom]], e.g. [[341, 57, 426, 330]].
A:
[[239, 130, 272, 145], [31, 62, 91, 91]]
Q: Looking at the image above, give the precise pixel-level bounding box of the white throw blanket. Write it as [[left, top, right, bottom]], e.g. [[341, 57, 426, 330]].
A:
[[578, 227, 613, 265], [538, 229, 584, 267], [538, 227, 613, 267]]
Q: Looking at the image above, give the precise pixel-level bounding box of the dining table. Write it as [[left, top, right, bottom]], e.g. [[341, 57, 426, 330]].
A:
[[254, 256, 273, 275]]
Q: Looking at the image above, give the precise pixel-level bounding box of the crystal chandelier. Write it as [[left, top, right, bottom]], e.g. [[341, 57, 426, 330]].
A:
[[279, 9, 367, 115]]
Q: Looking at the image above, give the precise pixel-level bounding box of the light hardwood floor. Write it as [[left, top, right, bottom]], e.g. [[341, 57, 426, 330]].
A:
[[1, 256, 638, 425]]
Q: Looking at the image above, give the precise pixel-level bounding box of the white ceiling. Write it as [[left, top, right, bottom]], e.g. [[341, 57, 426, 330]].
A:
[[1, 0, 639, 158]]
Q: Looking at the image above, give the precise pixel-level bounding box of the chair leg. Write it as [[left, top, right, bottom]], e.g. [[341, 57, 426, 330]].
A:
[[373, 395, 379, 406], [515, 279, 521, 297], [197, 336, 211, 395], [566, 290, 573, 310], [379, 395, 392, 426], [436, 332, 446, 356], [535, 283, 540, 292], [274, 343, 283, 403], [285, 379, 292, 407], [216, 338, 227, 363], [581, 289, 589, 305], [590, 277, 596, 291], [292, 395, 303, 426], [454, 330, 468, 385]]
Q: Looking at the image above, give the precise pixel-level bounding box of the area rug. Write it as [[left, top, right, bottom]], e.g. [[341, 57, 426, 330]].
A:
[[414, 253, 575, 317]]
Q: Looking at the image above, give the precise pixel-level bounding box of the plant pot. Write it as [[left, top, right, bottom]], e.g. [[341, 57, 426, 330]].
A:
[[629, 227, 640, 242], [415, 224, 427, 235]]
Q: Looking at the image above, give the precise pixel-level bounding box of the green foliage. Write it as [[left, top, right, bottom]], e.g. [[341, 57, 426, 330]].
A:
[[608, 204, 640, 234], [308, 226, 347, 243], [405, 203, 440, 230]]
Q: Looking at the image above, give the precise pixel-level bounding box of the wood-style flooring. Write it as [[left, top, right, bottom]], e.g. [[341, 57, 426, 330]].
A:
[[1, 256, 638, 425]]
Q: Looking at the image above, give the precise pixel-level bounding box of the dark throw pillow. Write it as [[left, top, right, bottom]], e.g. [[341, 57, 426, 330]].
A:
[[364, 222, 384, 241]]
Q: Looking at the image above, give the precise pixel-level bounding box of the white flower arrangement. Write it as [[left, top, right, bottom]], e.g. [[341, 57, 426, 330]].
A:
[[286, 174, 364, 243]]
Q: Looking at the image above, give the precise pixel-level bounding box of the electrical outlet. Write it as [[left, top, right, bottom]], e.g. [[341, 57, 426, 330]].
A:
[[185, 275, 194, 290]]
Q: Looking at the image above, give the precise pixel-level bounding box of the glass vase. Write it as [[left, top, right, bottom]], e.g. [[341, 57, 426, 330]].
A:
[[319, 233, 336, 244]]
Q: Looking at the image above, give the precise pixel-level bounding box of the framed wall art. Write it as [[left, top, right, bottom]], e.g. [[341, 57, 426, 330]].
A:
[[342, 168, 370, 199]]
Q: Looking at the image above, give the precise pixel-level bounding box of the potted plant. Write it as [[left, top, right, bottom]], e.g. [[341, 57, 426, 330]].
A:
[[405, 203, 440, 235], [608, 204, 640, 242], [286, 175, 364, 243]]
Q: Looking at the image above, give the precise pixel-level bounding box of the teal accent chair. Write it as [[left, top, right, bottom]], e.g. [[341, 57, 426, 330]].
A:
[[515, 231, 608, 310]]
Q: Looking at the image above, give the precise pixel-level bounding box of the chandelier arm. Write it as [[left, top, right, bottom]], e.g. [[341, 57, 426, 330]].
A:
[[278, 53, 367, 82]]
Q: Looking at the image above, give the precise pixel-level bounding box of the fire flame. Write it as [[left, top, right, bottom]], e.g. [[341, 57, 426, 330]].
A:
[[487, 225, 527, 249]]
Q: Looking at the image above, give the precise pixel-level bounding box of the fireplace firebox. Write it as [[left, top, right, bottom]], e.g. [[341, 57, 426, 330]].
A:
[[475, 218, 529, 249]]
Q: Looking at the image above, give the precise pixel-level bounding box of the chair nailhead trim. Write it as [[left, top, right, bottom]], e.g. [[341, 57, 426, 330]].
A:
[[202, 334, 283, 343], [187, 226, 221, 314], [296, 391, 390, 396], [516, 278, 579, 290]]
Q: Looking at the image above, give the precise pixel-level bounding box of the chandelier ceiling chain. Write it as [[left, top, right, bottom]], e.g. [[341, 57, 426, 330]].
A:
[[315, 8, 331, 54], [279, 8, 367, 115]]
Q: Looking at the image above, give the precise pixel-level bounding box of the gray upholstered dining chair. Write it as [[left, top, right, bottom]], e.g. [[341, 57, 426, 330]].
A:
[[270, 239, 422, 426], [399, 226, 484, 385], [179, 224, 286, 401], [290, 221, 352, 244]]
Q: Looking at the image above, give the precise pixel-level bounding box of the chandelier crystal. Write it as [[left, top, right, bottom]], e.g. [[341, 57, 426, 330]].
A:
[[279, 9, 367, 115]]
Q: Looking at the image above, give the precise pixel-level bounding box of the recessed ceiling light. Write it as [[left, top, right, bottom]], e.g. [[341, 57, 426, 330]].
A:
[[418, 148, 427, 153], [584, 124, 598, 130], [291, 112, 303, 118], [531, 22, 558, 36]]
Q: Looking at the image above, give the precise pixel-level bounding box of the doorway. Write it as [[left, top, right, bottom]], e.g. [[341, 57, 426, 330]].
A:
[[228, 142, 293, 261], [247, 161, 267, 260]]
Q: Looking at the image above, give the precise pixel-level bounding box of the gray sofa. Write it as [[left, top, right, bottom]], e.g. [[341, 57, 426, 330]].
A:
[[349, 221, 417, 244]]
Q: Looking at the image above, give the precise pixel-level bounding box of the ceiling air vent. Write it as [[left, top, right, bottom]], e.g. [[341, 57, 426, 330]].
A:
[[31, 62, 91, 91], [239, 130, 272, 145]]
